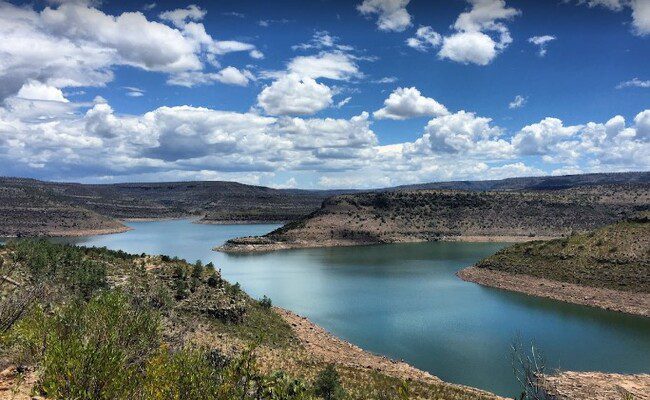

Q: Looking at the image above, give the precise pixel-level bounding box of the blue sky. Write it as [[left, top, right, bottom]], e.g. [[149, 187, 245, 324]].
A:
[[0, 0, 648, 188]]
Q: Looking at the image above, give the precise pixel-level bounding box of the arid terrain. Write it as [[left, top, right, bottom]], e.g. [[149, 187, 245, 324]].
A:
[[218, 183, 650, 252], [1, 172, 647, 237], [0, 240, 503, 400], [459, 216, 650, 316]]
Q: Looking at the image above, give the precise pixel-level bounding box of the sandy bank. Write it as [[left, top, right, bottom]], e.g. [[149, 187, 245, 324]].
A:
[[215, 235, 550, 253], [275, 307, 505, 399], [458, 267, 649, 317]]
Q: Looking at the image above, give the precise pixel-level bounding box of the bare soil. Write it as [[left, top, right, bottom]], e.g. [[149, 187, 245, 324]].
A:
[[457, 267, 649, 317], [542, 371, 650, 400]]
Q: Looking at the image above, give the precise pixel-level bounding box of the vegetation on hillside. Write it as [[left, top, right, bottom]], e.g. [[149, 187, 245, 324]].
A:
[[220, 184, 649, 252], [0, 240, 497, 399], [474, 216, 650, 292]]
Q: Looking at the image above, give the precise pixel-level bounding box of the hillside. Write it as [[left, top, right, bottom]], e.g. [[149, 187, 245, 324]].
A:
[[218, 184, 650, 252], [0, 180, 129, 237], [0, 240, 499, 400], [459, 216, 650, 316], [0, 178, 349, 236], [394, 171, 650, 192], [0, 172, 648, 237]]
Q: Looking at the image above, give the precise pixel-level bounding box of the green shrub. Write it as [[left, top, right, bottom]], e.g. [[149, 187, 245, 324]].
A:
[[260, 295, 273, 309], [313, 364, 346, 400], [9, 291, 160, 399], [142, 346, 223, 400]]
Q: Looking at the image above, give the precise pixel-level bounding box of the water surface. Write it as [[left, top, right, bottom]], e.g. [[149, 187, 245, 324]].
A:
[[54, 219, 650, 397]]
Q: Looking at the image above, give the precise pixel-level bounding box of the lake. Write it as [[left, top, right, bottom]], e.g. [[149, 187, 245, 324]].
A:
[[53, 219, 650, 397]]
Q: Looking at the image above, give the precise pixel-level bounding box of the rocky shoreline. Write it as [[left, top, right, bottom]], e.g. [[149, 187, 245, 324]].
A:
[[457, 267, 649, 317], [214, 235, 551, 253], [275, 307, 506, 399]]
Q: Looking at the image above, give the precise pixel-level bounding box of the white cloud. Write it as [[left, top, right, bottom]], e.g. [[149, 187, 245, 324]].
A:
[[16, 80, 69, 103], [406, 26, 442, 51], [214, 67, 255, 86], [374, 87, 449, 120], [616, 77, 650, 89], [373, 76, 398, 84], [634, 109, 650, 140], [159, 4, 206, 28], [292, 31, 354, 52], [528, 35, 556, 56], [409, 110, 510, 156], [167, 67, 254, 87], [508, 95, 527, 109], [357, 0, 412, 32], [287, 51, 361, 81], [124, 86, 145, 97], [438, 0, 520, 65], [336, 97, 352, 108], [0, 1, 262, 100], [249, 49, 265, 59], [439, 31, 497, 65], [257, 74, 333, 115], [0, 95, 648, 185], [573, 0, 650, 35], [512, 117, 583, 155]]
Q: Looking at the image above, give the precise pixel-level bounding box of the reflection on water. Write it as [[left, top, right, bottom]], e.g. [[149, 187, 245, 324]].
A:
[[51, 219, 650, 397]]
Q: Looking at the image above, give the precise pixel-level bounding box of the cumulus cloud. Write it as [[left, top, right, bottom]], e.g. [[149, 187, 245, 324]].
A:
[[512, 117, 582, 156], [406, 26, 442, 51], [374, 87, 449, 120], [16, 80, 69, 103], [257, 35, 363, 117], [508, 95, 527, 109], [0, 1, 262, 100], [616, 77, 650, 89], [357, 0, 412, 32], [257, 74, 333, 115], [0, 94, 647, 185], [287, 51, 361, 81], [528, 35, 556, 56], [438, 0, 520, 65], [408, 110, 510, 156]]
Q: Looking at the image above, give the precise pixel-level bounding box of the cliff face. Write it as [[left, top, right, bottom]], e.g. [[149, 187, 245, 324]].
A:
[[218, 184, 650, 252]]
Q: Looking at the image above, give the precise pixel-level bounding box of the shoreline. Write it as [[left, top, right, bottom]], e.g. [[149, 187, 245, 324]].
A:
[[457, 267, 649, 317], [196, 219, 288, 225], [215, 234, 556, 253], [1, 225, 132, 239], [275, 307, 505, 399]]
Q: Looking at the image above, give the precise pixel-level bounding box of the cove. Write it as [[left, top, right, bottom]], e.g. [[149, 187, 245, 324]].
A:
[[52, 219, 650, 397]]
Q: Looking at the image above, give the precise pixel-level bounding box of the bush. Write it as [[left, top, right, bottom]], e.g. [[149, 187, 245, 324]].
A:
[[259, 295, 273, 309], [9, 240, 107, 300], [8, 291, 160, 399], [313, 364, 345, 400], [142, 347, 223, 400], [173, 264, 189, 300]]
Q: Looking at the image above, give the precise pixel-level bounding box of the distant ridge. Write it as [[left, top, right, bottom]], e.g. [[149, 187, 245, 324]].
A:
[[0, 171, 648, 237], [390, 171, 650, 192]]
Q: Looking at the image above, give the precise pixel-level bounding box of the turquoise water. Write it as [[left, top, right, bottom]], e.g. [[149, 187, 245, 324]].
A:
[[53, 219, 650, 397]]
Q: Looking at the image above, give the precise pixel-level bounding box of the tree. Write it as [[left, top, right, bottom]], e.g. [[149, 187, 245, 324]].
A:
[[313, 364, 345, 400]]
